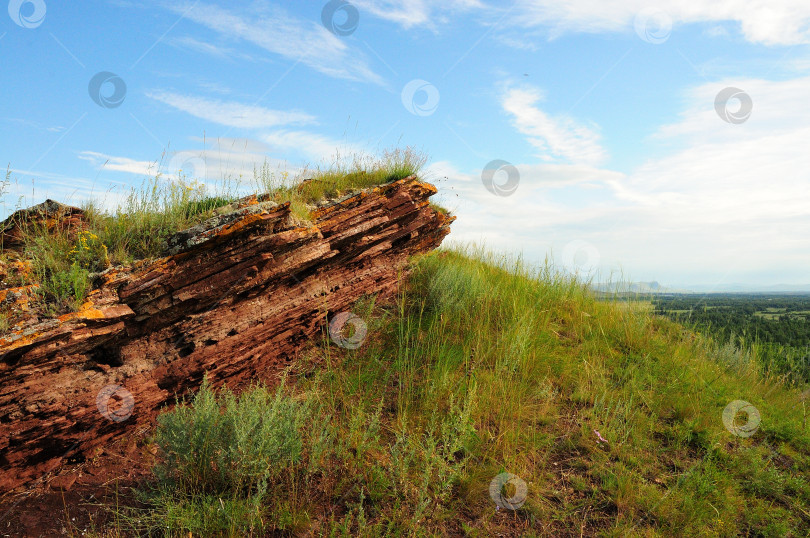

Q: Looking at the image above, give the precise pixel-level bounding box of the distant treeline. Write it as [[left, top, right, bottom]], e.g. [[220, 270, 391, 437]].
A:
[[652, 293, 810, 383]]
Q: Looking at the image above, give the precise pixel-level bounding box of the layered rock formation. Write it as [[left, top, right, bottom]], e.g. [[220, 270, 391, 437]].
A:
[[1, 199, 87, 250], [0, 176, 453, 491]]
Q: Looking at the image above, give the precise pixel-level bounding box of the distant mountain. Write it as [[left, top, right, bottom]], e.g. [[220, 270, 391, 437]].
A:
[[681, 283, 810, 293], [590, 281, 810, 294], [590, 281, 683, 294]]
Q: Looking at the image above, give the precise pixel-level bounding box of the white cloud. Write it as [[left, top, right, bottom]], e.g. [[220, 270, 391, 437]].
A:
[[76, 132, 374, 187], [144, 91, 366, 163], [78, 141, 291, 186], [190, 136, 272, 155], [147, 91, 316, 130], [425, 160, 626, 277], [705, 25, 731, 39], [431, 74, 810, 287], [171, 2, 383, 84], [655, 77, 810, 139], [261, 131, 365, 163], [501, 85, 607, 165], [352, 0, 484, 30], [511, 0, 810, 45], [195, 81, 233, 96], [620, 77, 810, 222], [5, 117, 65, 134], [496, 35, 540, 51], [168, 36, 254, 62], [77, 151, 159, 176]]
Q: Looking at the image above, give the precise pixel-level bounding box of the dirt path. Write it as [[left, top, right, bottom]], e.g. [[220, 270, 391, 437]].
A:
[[0, 431, 153, 537]]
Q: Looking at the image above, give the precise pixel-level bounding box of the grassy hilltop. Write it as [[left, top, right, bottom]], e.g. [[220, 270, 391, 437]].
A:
[[107, 247, 809, 537], [3, 155, 809, 536]]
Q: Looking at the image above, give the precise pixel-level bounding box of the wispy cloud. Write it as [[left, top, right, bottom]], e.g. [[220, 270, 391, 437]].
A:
[[4, 117, 65, 134], [76, 134, 355, 187], [170, 2, 384, 84], [352, 0, 484, 30], [624, 76, 810, 218], [510, 0, 810, 45], [146, 91, 368, 163], [260, 131, 365, 162], [501, 85, 607, 165], [147, 91, 316, 129], [168, 35, 255, 62], [77, 151, 160, 176], [78, 143, 287, 186]]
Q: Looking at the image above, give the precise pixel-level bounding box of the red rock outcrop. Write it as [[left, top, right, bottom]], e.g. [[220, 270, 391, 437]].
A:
[[0, 199, 87, 250], [0, 176, 453, 491]]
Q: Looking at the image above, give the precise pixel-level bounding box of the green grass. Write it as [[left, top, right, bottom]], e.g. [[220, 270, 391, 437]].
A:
[[123, 377, 310, 536], [108, 246, 810, 536], [255, 148, 427, 221], [0, 148, 426, 319]]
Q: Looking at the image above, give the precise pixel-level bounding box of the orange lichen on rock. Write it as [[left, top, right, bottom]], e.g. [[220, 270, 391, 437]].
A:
[[56, 302, 105, 323], [0, 256, 35, 291], [0, 284, 38, 309]]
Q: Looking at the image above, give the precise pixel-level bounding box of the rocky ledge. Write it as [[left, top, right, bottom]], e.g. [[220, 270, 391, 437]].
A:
[[0, 176, 453, 491]]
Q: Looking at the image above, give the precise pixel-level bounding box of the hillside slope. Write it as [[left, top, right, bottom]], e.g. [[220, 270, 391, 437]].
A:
[[291, 248, 809, 536], [3, 247, 809, 536]]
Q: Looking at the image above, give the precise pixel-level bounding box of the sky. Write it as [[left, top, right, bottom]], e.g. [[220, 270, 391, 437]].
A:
[[2, 0, 810, 290]]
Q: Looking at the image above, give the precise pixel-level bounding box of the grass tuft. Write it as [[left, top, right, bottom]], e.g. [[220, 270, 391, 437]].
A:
[[255, 147, 427, 221]]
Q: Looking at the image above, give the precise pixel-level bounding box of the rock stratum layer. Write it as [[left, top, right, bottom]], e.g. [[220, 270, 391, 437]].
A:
[[0, 176, 453, 491]]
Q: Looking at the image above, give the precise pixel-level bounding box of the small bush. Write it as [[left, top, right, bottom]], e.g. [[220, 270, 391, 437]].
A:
[[68, 230, 109, 272], [23, 230, 96, 313], [140, 376, 309, 534], [155, 376, 308, 494], [44, 263, 89, 308]]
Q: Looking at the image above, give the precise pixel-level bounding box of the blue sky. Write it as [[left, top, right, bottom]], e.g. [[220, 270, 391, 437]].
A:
[[2, 1, 810, 290]]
